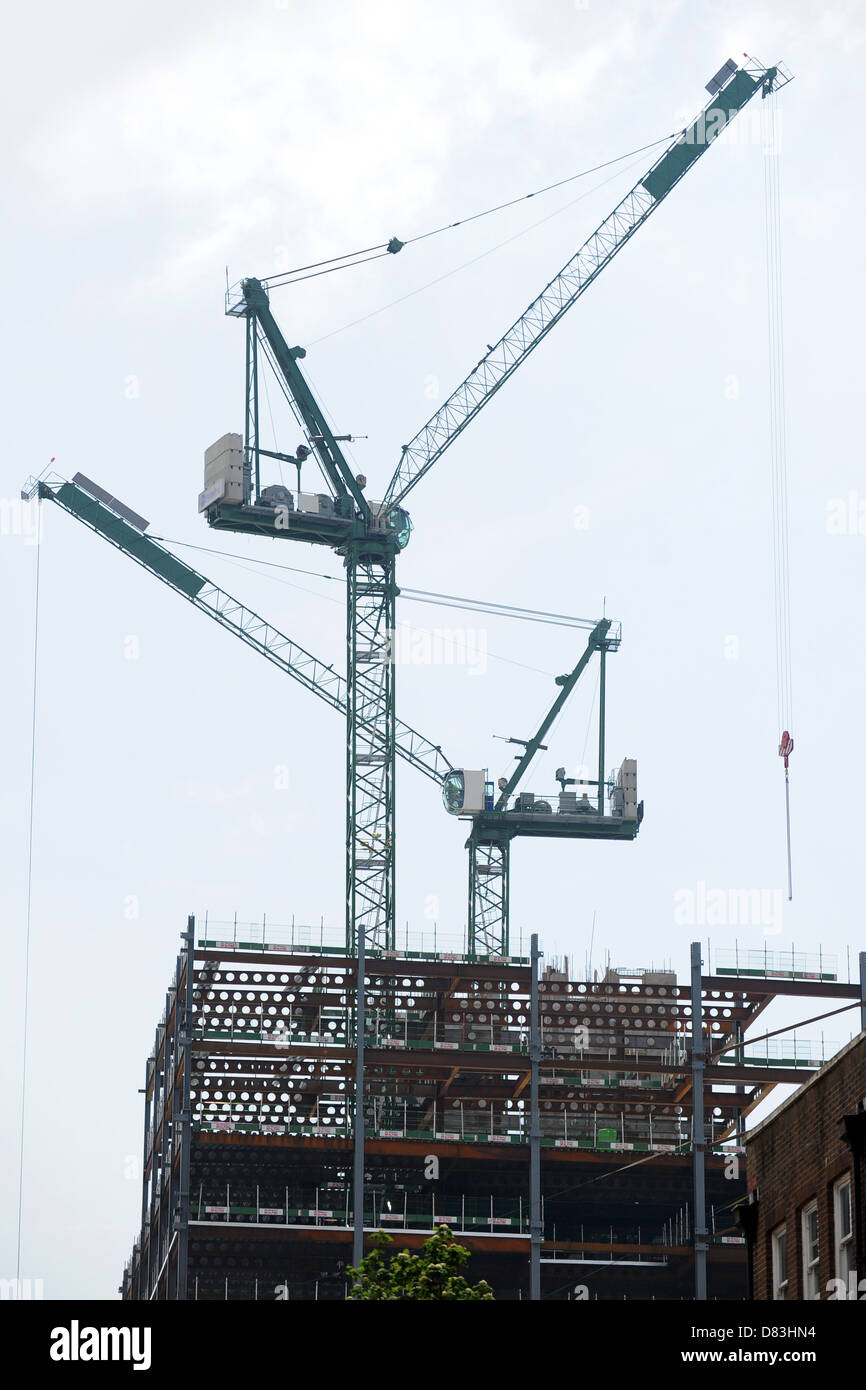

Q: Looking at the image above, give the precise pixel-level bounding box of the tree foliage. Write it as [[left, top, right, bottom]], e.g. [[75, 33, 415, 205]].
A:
[[346, 1224, 495, 1300]]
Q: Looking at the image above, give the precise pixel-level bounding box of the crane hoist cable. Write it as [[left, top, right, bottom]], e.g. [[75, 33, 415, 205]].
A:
[[494, 650, 600, 793], [762, 87, 795, 899], [146, 535, 603, 631], [187, 545, 556, 678], [18, 507, 41, 1281], [258, 339, 281, 473], [256, 131, 681, 291], [306, 146, 662, 349], [257, 331, 308, 443], [401, 133, 679, 246], [579, 666, 601, 772]]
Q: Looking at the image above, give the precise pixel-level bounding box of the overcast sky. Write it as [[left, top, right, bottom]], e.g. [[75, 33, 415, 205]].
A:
[[2, 0, 864, 1299]]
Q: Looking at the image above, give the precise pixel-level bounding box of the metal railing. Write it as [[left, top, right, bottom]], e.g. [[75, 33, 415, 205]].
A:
[[715, 946, 837, 981], [717, 1036, 837, 1067], [190, 1180, 529, 1233], [196, 917, 526, 963], [190, 1101, 732, 1150]]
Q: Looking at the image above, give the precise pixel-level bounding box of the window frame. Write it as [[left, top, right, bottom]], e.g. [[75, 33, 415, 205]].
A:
[[833, 1174, 854, 1289], [801, 1200, 820, 1300], [771, 1223, 788, 1300]]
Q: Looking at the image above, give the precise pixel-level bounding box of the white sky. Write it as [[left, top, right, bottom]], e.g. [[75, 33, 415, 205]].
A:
[[2, 0, 864, 1298]]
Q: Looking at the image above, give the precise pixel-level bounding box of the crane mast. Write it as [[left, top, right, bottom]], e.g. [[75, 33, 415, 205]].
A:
[[216, 278, 415, 954], [450, 620, 639, 956]]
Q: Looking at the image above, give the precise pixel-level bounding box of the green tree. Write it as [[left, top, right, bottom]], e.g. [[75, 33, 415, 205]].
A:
[[347, 1223, 495, 1300]]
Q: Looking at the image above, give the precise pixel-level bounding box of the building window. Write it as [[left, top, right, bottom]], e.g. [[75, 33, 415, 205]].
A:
[[801, 1201, 820, 1299], [834, 1176, 854, 1288], [771, 1225, 788, 1300]]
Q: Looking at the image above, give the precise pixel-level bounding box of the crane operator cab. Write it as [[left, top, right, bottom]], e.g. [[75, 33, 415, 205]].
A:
[[442, 759, 643, 843]]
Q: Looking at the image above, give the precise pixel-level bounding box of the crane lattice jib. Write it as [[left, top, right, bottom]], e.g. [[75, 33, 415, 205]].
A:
[[34, 477, 451, 786], [495, 618, 612, 810], [383, 63, 784, 509]]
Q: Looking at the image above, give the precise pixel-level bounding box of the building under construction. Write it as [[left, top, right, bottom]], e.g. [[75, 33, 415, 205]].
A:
[[20, 55, 825, 1305], [121, 922, 862, 1300]]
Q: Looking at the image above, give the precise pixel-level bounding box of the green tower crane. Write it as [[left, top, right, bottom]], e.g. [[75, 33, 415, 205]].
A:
[[202, 57, 789, 964], [443, 618, 642, 956], [23, 54, 792, 1271], [24, 471, 638, 960]]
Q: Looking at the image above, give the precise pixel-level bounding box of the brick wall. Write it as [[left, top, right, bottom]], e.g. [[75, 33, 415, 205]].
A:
[[745, 1032, 866, 1300]]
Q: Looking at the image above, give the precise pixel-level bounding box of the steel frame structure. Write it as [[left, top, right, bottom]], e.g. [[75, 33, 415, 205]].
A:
[[123, 920, 860, 1300]]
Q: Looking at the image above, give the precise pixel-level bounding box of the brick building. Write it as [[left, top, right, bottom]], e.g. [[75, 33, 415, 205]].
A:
[[740, 1031, 866, 1300]]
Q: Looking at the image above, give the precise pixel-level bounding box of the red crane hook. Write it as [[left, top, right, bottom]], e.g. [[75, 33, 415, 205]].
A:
[[778, 730, 794, 769]]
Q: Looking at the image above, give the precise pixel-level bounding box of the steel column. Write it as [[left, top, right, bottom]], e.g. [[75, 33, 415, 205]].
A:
[[175, 917, 194, 1300], [691, 940, 708, 1300], [244, 315, 259, 502], [529, 933, 542, 1300], [352, 937, 366, 1271], [597, 644, 606, 812]]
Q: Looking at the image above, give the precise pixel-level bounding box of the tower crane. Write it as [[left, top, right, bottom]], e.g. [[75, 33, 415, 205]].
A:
[[23, 470, 637, 958], [23, 54, 792, 1269], [444, 617, 642, 956], [203, 56, 790, 962]]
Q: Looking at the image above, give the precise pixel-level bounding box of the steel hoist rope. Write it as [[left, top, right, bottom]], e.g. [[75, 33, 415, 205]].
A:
[[762, 89, 794, 898]]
